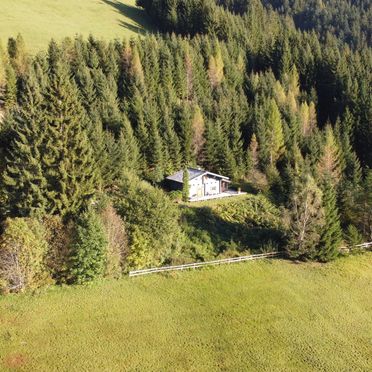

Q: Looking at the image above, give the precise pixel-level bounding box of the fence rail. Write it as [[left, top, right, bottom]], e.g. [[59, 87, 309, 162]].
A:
[[129, 241, 372, 278], [339, 241, 372, 252], [129, 251, 282, 277]]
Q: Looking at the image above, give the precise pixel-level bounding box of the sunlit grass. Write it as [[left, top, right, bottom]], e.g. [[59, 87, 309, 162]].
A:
[[0, 0, 153, 53], [0, 253, 371, 370]]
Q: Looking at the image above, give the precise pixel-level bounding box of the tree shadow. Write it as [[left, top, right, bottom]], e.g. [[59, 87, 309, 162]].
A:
[[101, 0, 153, 35], [180, 205, 284, 256]]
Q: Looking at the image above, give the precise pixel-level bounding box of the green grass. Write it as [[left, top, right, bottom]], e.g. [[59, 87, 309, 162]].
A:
[[0, 253, 371, 371], [0, 0, 153, 53], [180, 194, 283, 258]]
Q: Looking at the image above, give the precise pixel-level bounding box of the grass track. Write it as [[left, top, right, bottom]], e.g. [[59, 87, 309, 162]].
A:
[[0, 0, 152, 53], [0, 253, 371, 371]]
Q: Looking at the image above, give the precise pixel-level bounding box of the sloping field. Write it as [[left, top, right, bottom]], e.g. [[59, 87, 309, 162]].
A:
[[0, 0, 152, 53], [0, 253, 371, 371]]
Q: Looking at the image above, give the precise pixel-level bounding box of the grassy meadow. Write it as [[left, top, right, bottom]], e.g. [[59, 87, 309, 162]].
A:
[[0, 253, 371, 371], [0, 0, 153, 53]]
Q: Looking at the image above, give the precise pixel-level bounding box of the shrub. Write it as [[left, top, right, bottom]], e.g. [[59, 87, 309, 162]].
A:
[[0, 217, 52, 293], [344, 225, 363, 251], [125, 227, 154, 270], [68, 210, 108, 284], [99, 203, 128, 277], [43, 215, 74, 283], [216, 194, 281, 228], [114, 171, 181, 269]]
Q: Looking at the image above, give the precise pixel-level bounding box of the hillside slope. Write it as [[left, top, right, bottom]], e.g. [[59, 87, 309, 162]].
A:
[[0, 0, 153, 53], [0, 253, 371, 371]]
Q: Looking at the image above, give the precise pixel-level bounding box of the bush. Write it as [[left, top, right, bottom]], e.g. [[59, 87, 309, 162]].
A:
[[43, 215, 74, 283], [216, 194, 281, 228], [345, 225, 363, 251], [68, 210, 108, 284], [125, 226, 155, 270], [114, 172, 181, 269], [99, 203, 128, 277], [0, 217, 52, 293]]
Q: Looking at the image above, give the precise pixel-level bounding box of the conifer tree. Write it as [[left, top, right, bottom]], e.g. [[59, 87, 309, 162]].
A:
[[287, 172, 325, 260], [208, 42, 224, 88], [317, 125, 343, 186], [69, 209, 107, 284], [2, 69, 47, 217], [258, 99, 285, 168], [119, 115, 141, 173], [176, 104, 193, 166], [4, 64, 17, 111], [145, 101, 164, 182], [246, 133, 259, 173], [317, 178, 342, 262], [191, 105, 205, 165], [7, 34, 29, 76], [182, 168, 189, 202], [0, 41, 7, 96], [42, 62, 97, 217]]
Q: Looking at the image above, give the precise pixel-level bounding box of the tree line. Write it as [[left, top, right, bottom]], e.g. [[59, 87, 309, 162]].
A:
[[0, 0, 370, 292]]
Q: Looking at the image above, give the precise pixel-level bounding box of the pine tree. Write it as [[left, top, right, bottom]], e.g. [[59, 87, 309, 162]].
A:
[[317, 179, 342, 262], [2, 69, 48, 217], [42, 62, 97, 217]]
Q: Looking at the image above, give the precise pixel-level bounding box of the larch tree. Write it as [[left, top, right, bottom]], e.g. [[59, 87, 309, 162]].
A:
[[208, 41, 224, 88], [317, 125, 343, 186], [263, 99, 285, 167]]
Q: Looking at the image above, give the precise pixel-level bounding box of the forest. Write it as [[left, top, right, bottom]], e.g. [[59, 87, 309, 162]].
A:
[[0, 0, 371, 292]]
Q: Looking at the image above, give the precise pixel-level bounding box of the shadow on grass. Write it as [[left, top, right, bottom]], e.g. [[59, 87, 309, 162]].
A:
[[180, 205, 284, 256], [101, 0, 153, 35]]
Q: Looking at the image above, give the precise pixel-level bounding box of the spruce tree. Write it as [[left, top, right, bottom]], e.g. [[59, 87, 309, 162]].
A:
[[42, 62, 97, 217], [2, 69, 48, 217], [4, 64, 17, 111], [317, 179, 342, 262], [267, 99, 285, 167], [0, 41, 7, 96], [69, 210, 107, 284]]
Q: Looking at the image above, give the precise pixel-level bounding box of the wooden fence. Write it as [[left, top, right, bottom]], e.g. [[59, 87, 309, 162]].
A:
[[339, 241, 372, 252], [129, 251, 282, 277], [128, 241, 372, 278]]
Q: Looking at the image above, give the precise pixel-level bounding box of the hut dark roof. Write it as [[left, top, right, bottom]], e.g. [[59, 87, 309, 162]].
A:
[[166, 168, 230, 184]]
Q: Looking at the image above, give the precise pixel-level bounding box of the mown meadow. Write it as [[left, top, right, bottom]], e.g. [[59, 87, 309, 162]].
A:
[[0, 0, 152, 53], [0, 253, 371, 371]]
